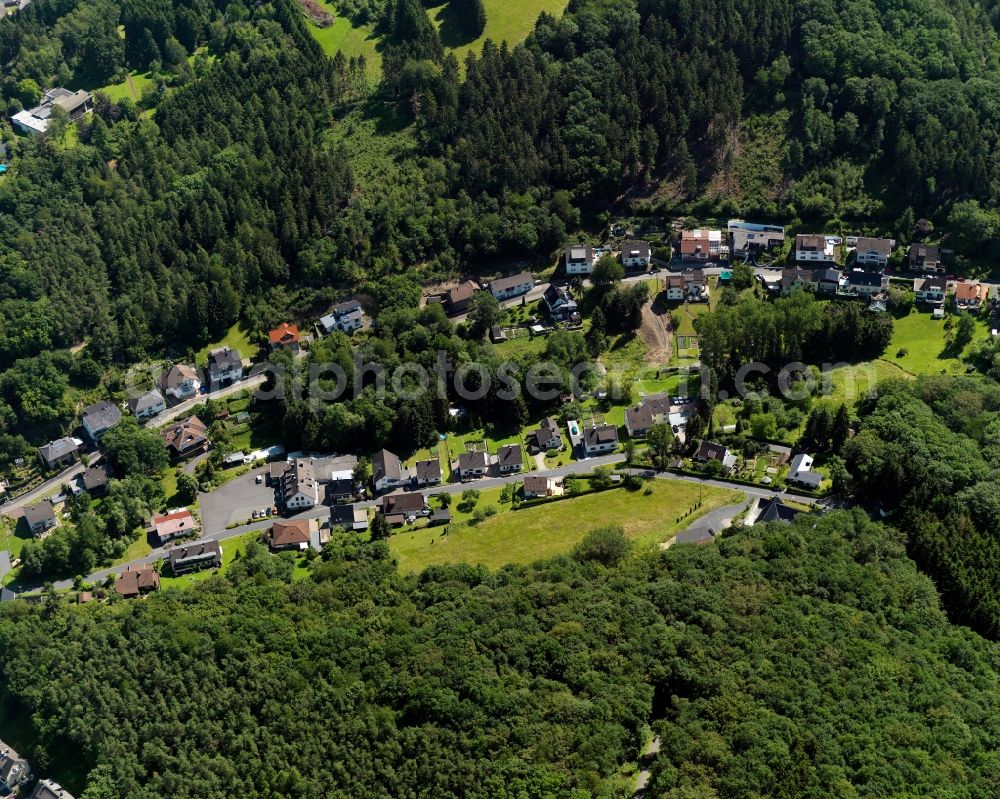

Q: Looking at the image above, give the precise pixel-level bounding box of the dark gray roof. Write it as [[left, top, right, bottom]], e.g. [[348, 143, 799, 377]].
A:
[[168, 539, 221, 569], [497, 444, 523, 468], [695, 441, 729, 463], [0, 587, 15, 602], [584, 424, 618, 446], [756, 496, 803, 524], [372, 449, 402, 483], [126, 389, 164, 415], [620, 239, 651, 258], [458, 450, 490, 471], [38, 437, 79, 463], [82, 400, 121, 433], [82, 463, 112, 492], [812, 268, 840, 284], [490, 271, 533, 293], [24, 500, 55, 527], [855, 237, 892, 256], [846, 270, 883, 287], [207, 347, 242, 372], [415, 459, 441, 481]]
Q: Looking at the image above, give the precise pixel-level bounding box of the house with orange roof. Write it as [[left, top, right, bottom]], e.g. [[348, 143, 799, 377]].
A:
[[268, 322, 300, 352]]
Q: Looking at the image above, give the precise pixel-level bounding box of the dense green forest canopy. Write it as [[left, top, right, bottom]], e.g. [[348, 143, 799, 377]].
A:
[[3, 513, 1000, 798]]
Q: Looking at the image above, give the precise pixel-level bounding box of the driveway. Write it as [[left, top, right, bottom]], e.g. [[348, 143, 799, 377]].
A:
[[0, 461, 86, 516], [199, 467, 276, 532], [664, 498, 751, 548]]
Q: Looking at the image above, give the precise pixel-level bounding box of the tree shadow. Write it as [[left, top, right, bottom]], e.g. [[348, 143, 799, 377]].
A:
[[430, 2, 479, 49]]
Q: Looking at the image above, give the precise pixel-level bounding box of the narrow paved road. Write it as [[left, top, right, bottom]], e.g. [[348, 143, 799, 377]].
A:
[[0, 461, 86, 516], [28, 460, 818, 593], [146, 373, 268, 429]]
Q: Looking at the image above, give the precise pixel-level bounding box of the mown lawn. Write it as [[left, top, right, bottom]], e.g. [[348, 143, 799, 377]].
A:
[[885, 309, 989, 375], [98, 70, 155, 103], [389, 480, 742, 573], [110, 535, 152, 568], [817, 359, 914, 412], [195, 322, 260, 364], [310, 0, 567, 77]]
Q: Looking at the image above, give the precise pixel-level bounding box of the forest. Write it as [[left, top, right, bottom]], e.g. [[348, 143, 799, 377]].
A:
[[2, 513, 1000, 798]]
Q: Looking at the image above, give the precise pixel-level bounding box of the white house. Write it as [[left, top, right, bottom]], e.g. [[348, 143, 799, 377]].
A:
[[160, 364, 201, 401], [281, 459, 319, 510], [12, 88, 92, 136], [320, 299, 364, 335], [564, 245, 594, 275], [795, 234, 836, 263], [543, 284, 578, 321], [582, 424, 619, 457], [82, 400, 122, 442], [679, 229, 726, 261], [489, 272, 534, 301], [665, 275, 685, 301], [372, 449, 404, 494], [619, 240, 651, 270], [788, 453, 823, 489], [126, 388, 166, 420], [206, 347, 243, 386], [852, 237, 894, 268], [455, 450, 490, 479], [914, 275, 947, 304], [844, 270, 888, 297]]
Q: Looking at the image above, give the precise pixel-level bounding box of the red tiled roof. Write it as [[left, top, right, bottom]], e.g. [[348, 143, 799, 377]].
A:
[[268, 322, 300, 346]]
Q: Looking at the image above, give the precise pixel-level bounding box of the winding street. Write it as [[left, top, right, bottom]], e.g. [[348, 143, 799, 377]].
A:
[[30, 458, 819, 593]]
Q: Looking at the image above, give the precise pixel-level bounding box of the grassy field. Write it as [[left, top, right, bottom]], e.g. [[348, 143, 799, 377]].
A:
[[195, 322, 259, 364], [309, 0, 567, 77], [309, 3, 382, 78], [884, 309, 990, 375], [98, 71, 155, 103], [389, 480, 742, 573], [817, 359, 914, 412], [111, 535, 152, 568]]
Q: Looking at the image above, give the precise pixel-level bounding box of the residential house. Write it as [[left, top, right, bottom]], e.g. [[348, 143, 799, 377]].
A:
[[456, 450, 490, 479], [852, 236, 894, 268], [565, 245, 595, 275], [679, 229, 726, 261], [160, 364, 201, 401], [496, 444, 524, 474], [754, 496, 803, 525], [24, 500, 56, 536], [267, 519, 312, 551], [845, 269, 888, 297], [380, 493, 426, 517], [38, 436, 81, 470], [331, 504, 368, 531], [282, 458, 319, 510], [327, 469, 355, 503], [619, 239, 652, 270], [489, 272, 534, 301], [582, 424, 619, 457], [955, 281, 989, 310], [320, 300, 364, 335], [522, 474, 561, 499], [126, 388, 166, 420], [788, 453, 823, 489], [665, 274, 686, 301], [810, 267, 841, 295], [684, 270, 707, 301], [780, 268, 810, 295], [914, 274, 947, 304], [625, 395, 672, 437], [0, 740, 31, 795], [80, 462, 112, 497], [30, 779, 77, 799], [413, 458, 442, 487], [625, 404, 654, 438], [909, 243, 944, 273], [795, 234, 836, 263], [728, 221, 785, 254], [114, 564, 159, 598], [168, 540, 222, 575], [82, 400, 122, 442], [693, 441, 737, 474], [206, 347, 243, 387], [529, 417, 564, 453], [446, 280, 479, 315], [152, 508, 197, 546], [268, 322, 300, 352], [161, 416, 211, 460], [12, 88, 92, 135], [372, 448, 404, 494], [543, 284, 579, 321]]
